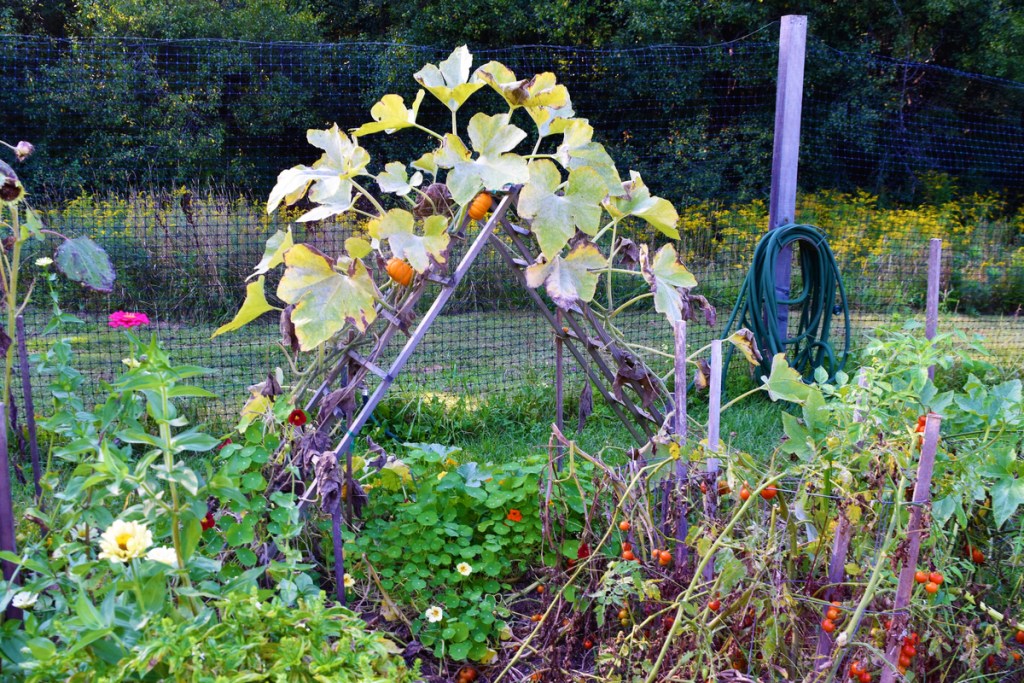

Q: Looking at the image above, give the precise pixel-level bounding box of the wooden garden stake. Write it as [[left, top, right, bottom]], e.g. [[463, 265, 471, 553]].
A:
[[702, 340, 722, 584], [768, 15, 808, 340], [673, 321, 689, 567], [880, 412, 942, 683], [16, 316, 40, 504], [0, 402, 22, 621], [555, 309, 564, 470], [925, 238, 942, 380]]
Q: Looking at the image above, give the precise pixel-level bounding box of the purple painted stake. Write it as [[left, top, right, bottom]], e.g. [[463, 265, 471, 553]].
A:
[[702, 340, 722, 584], [814, 368, 868, 670], [555, 310, 564, 470], [0, 403, 22, 621], [925, 239, 942, 380], [16, 317, 40, 504], [672, 321, 689, 567], [880, 413, 942, 683]]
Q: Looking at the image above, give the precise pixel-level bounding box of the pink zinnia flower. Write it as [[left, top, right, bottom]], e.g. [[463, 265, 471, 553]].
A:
[[108, 311, 150, 328]]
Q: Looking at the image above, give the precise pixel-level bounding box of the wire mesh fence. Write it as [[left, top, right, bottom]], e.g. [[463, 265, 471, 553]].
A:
[[0, 31, 1021, 419]]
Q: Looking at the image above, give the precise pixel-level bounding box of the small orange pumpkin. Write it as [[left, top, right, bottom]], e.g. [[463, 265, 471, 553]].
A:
[[386, 257, 414, 286], [468, 192, 492, 220]]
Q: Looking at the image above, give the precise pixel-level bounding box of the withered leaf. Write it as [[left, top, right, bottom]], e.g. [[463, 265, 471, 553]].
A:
[[576, 380, 593, 434]]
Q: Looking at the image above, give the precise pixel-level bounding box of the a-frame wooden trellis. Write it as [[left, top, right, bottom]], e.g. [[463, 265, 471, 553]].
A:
[[293, 186, 677, 603]]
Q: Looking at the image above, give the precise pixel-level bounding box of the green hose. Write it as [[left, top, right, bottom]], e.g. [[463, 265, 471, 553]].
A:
[[720, 223, 851, 383]]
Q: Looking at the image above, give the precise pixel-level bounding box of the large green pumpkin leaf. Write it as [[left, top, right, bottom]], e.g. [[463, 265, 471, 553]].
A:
[[517, 161, 606, 259], [640, 243, 697, 323], [212, 276, 278, 338], [475, 62, 569, 110], [555, 119, 623, 195], [351, 90, 425, 137], [252, 228, 293, 277], [54, 237, 115, 293], [377, 162, 423, 196], [414, 45, 484, 112], [446, 113, 528, 204], [604, 171, 680, 239], [761, 353, 813, 404], [525, 242, 606, 309], [368, 209, 450, 273], [267, 125, 370, 222], [276, 245, 379, 351]]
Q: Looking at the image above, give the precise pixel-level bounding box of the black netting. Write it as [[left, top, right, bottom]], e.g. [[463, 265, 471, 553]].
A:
[[0, 33, 1020, 420]]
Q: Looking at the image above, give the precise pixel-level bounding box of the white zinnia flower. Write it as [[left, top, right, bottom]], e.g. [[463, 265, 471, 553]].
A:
[[146, 546, 178, 567], [97, 519, 152, 563], [456, 562, 473, 577], [12, 591, 37, 609], [35, 257, 53, 267], [70, 523, 99, 542], [425, 606, 443, 623], [343, 573, 355, 588]]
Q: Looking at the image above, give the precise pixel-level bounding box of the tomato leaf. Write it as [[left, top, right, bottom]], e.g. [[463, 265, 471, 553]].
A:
[[276, 245, 379, 350], [525, 242, 606, 309], [518, 160, 606, 259]]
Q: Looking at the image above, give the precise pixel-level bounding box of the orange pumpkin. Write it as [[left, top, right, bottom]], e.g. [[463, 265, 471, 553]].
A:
[[468, 192, 492, 220], [386, 257, 414, 286]]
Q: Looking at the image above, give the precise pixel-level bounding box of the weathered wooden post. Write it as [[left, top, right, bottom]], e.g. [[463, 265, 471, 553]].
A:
[[702, 339, 722, 584], [925, 238, 942, 379], [768, 15, 808, 343]]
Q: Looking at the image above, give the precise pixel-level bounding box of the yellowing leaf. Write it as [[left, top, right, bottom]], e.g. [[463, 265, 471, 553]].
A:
[[252, 228, 293, 277], [555, 119, 623, 195], [413, 45, 484, 112], [761, 353, 813, 404], [526, 97, 576, 138], [475, 62, 569, 110], [238, 392, 272, 433], [345, 237, 372, 259], [351, 90, 425, 137], [266, 125, 370, 222], [640, 244, 698, 323], [412, 151, 438, 177], [212, 276, 279, 338], [517, 160, 606, 259], [446, 113, 528, 204], [726, 329, 763, 366], [276, 245, 379, 351], [604, 170, 680, 238], [370, 209, 450, 273], [525, 242, 606, 309], [376, 161, 423, 196]]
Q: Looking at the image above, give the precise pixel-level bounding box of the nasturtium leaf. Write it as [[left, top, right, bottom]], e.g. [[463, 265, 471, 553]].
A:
[[345, 236, 372, 259], [252, 228, 293, 276], [517, 160, 605, 259], [377, 162, 423, 196], [475, 62, 569, 110], [761, 353, 813, 404], [276, 245, 379, 351], [368, 209, 450, 273], [351, 90, 426, 137], [54, 237, 116, 293], [212, 276, 279, 338], [412, 151, 438, 177], [604, 170, 680, 238], [640, 244, 698, 323], [555, 119, 623, 195], [446, 113, 528, 204], [525, 242, 606, 309], [726, 329, 763, 365], [414, 45, 484, 112], [267, 125, 370, 222], [527, 98, 576, 138]]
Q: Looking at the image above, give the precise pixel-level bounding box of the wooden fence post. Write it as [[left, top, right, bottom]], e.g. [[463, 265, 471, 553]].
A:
[[768, 15, 808, 342], [16, 316, 41, 504], [925, 239, 942, 379]]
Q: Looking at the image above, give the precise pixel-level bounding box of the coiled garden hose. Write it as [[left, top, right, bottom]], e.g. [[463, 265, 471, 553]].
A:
[[720, 223, 851, 384]]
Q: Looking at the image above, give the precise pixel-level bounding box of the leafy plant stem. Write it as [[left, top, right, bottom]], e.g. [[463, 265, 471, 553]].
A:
[[157, 385, 197, 615]]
